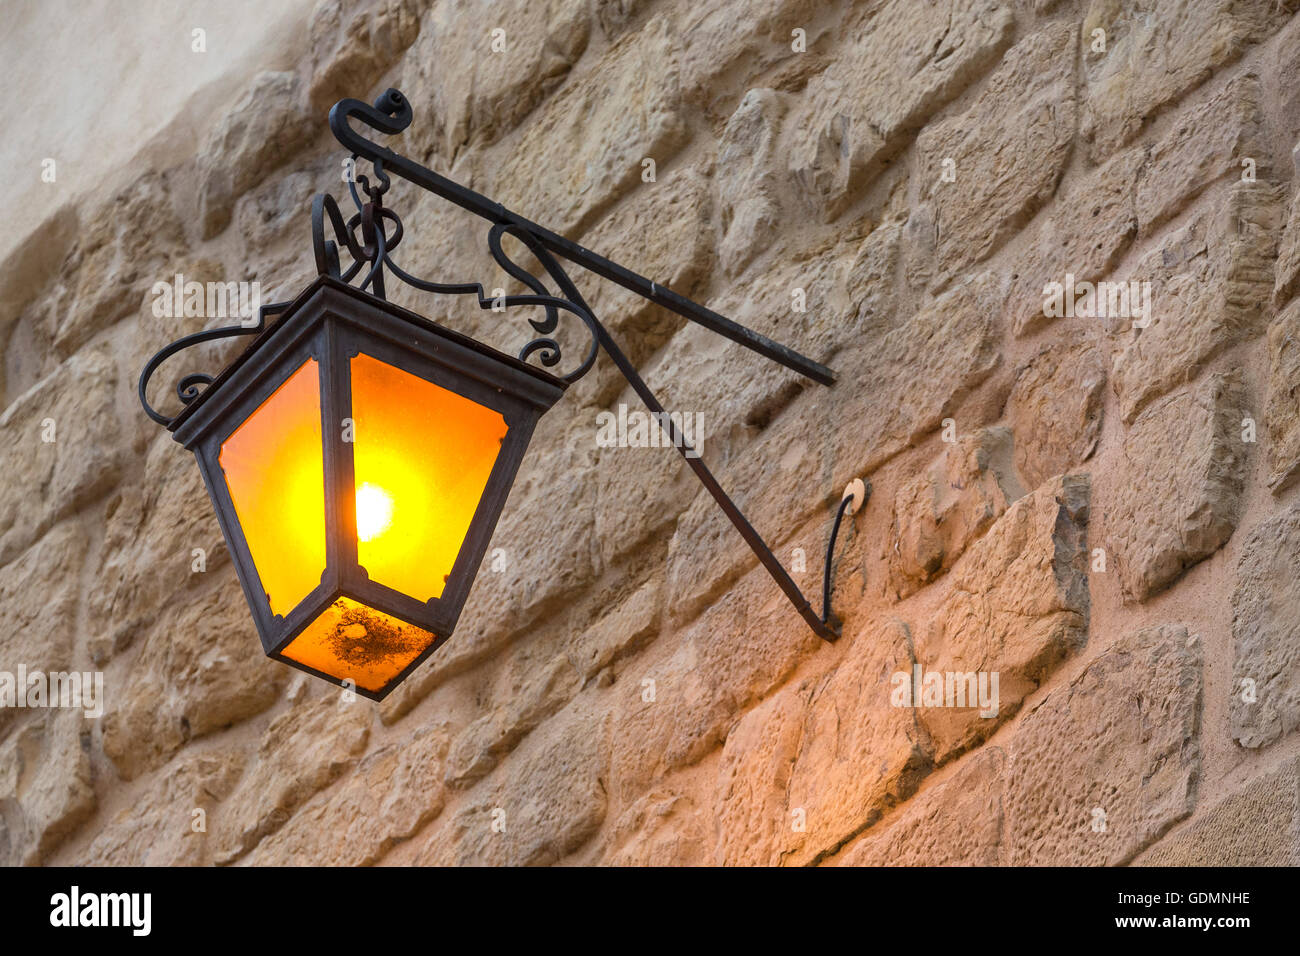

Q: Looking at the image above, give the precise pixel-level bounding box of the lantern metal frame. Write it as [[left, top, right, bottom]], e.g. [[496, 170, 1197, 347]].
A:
[[164, 277, 568, 698], [139, 87, 867, 697]]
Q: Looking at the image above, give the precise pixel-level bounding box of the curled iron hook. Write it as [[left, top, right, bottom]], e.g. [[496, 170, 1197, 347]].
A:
[[137, 300, 291, 427]]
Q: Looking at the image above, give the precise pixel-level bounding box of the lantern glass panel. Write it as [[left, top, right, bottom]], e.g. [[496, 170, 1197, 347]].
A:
[[350, 351, 508, 601], [280, 596, 436, 692], [219, 357, 327, 616]]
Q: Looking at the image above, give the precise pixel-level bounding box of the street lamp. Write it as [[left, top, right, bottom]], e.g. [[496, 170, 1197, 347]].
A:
[[139, 88, 867, 700]]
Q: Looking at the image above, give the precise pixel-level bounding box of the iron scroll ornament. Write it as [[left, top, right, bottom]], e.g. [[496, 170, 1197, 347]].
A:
[[308, 187, 601, 382], [138, 87, 858, 643], [140, 172, 600, 425]]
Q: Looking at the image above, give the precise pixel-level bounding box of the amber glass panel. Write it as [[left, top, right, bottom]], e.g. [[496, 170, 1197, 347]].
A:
[[281, 596, 435, 692], [350, 352, 508, 600], [219, 359, 327, 617]]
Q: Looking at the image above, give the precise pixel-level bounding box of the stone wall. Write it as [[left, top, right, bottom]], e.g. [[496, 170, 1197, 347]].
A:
[[4, 0, 1300, 866]]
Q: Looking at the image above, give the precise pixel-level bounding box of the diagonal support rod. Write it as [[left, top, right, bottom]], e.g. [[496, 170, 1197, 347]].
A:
[[502, 226, 840, 641], [329, 88, 846, 641]]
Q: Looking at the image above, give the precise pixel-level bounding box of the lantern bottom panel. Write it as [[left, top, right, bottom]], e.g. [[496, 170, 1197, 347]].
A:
[[279, 596, 437, 694]]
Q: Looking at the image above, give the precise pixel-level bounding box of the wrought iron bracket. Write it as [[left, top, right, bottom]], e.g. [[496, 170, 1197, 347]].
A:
[[139, 86, 862, 642]]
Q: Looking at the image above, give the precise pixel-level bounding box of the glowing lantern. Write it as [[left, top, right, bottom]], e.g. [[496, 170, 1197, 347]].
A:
[[139, 86, 850, 704], [167, 277, 564, 699]]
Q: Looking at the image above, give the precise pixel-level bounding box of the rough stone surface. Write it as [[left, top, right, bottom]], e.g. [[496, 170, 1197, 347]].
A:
[[1135, 71, 1266, 235], [885, 427, 1024, 599], [673, 0, 819, 109], [214, 689, 373, 863], [1002, 624, 1202, 866], [407, 0, 589, 158], [0, 523, 86, 741], [1265, 298, 1300, 491], [913, 24, 1077, 288], [914, 474, 1091, 763], [562, 575, 661, 684], [85, 749, 245, 866], [610, 564, 823, 803], [443, 649, 580, 788], [714, 682, 811, 866], [1010, 147, 1142, 338], [833, 747, 1006, 866], [0, 348, 126, 569], [87, 435, 228, 664], [416, 704, 610, 866], [577, 162, 714, 411], [605, 788, 708, 866], [1139, 757, 1300, 865], [717, 89, 788, 276], [493, 16, 688, 236], [785, 0, 1014, 220], [244, 724, 451, 865], [1080, 0, 1293, 162], [1267, 14, 1300, 151], [780, 619, 930, 865], [844, 221, 903, 338], [197, 72, 316, 239], [44, 172, 185, 364], [1275, 185, 1300, 308], [1230, 505, 1300, 748], [829, 272, 1003, 477], [101, 575, 287, 781], [0, 713, 95, 866], [306, 0, 425, 111], [1111, 371, 1247, 603], [1006, 332, 1106, 490], [1112, 182, 1281, 424]]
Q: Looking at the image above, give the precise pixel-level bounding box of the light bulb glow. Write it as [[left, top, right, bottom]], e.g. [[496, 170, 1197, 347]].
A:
[[350, 352, 507, 601], [355, 482, 394, 542]]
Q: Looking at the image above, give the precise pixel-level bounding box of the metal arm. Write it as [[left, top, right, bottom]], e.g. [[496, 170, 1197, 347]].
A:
[[329, 89, 835, 387], [325, 88, 855, 641]]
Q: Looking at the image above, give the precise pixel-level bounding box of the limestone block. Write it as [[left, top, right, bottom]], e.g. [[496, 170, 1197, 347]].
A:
[[214, 691, 373, 862], [101, 576, 287, 781], [914, 24, 1077, 288], [1112, 182, 1281, 424], [1110, 371, 1246, 602], [1006, 330, 1106, 489], [1001, 624, 1201, 865], [885, 426, 1024, 599], [1080, 0, 1292, 162], [914, 474, 1090, 763], [1230, 505, 1300, 749], [785, 0, 1014, 220]]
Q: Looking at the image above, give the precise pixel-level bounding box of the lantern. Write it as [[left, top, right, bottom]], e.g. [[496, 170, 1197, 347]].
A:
[[168, 277, 564, 699]]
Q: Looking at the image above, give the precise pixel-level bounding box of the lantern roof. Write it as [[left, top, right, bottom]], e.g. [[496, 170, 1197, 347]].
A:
[[169, 274, 567, 444]]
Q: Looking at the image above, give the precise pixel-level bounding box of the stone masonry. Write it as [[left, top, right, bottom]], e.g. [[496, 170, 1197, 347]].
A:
[[4, 0, 1300, 866]]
